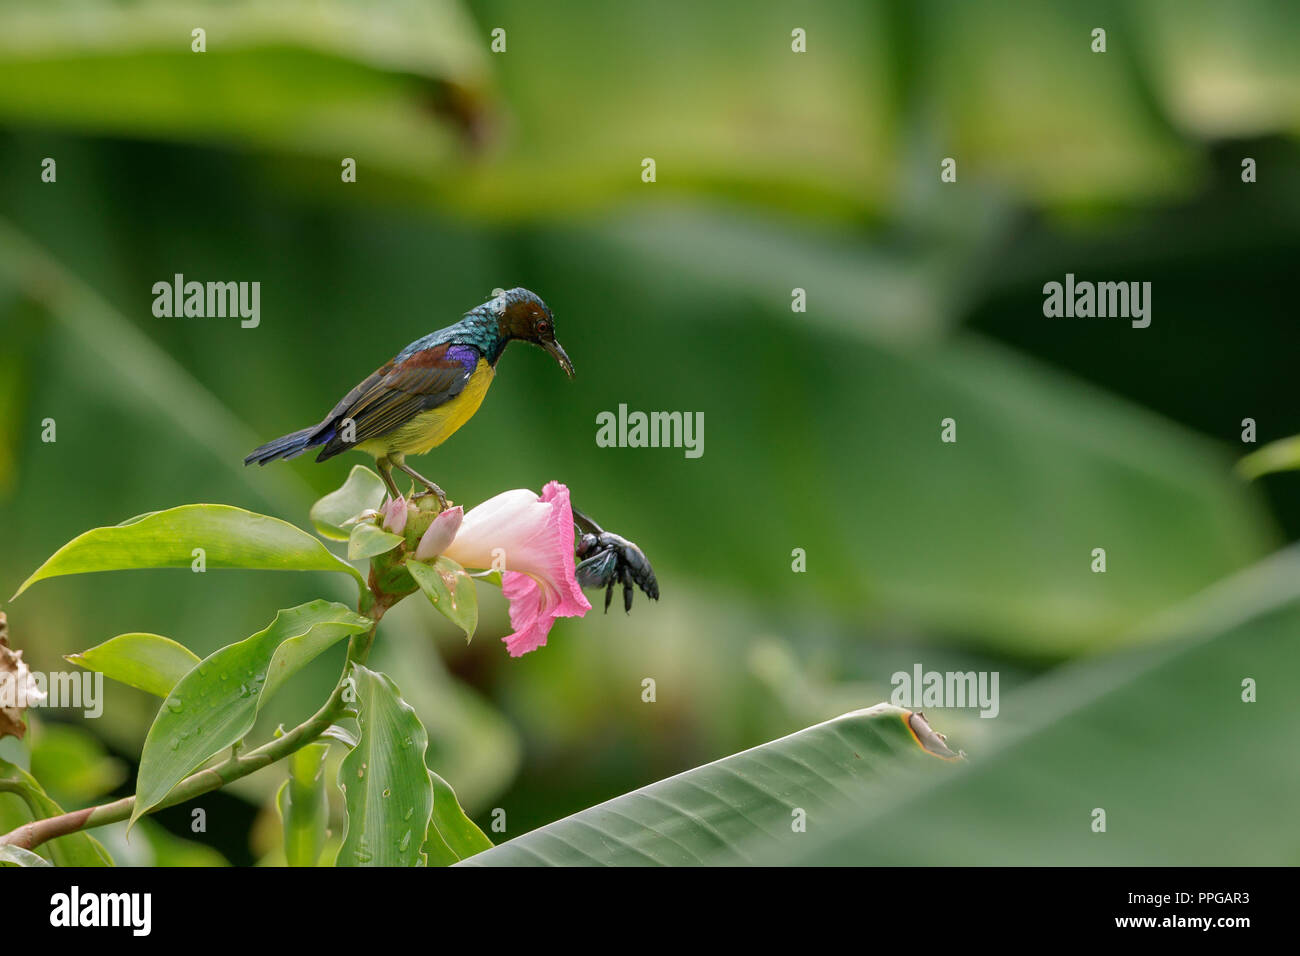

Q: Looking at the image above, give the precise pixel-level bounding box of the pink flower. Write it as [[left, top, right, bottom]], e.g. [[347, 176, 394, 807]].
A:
[[443, 481, 591, 656]]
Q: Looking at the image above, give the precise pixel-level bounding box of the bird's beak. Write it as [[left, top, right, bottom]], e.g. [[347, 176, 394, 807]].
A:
[[543, 338, 575, 378]]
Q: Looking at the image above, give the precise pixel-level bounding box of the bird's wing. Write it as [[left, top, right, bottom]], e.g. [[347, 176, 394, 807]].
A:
[[314, 343, 478, 459]]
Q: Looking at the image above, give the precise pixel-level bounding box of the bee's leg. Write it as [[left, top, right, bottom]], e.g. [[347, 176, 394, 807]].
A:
[[604, 580, 614, 613], [391, 453, 448, 510], [623, 566, 635, 613], [375, 456, 402, 501]]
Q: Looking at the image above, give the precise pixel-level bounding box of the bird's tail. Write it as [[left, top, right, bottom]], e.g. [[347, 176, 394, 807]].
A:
[[244, 426, 320, 465]]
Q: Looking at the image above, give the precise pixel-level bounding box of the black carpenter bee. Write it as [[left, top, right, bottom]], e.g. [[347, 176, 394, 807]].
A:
[[573, 507, 659, 613]]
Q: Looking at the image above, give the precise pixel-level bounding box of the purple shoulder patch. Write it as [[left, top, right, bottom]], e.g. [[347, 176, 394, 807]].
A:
[[443, 344, 481, 375]]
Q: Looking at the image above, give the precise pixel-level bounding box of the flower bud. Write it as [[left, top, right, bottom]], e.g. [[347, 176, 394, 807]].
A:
[[416, 506, 464, 561], [381, 496, 409, 533]]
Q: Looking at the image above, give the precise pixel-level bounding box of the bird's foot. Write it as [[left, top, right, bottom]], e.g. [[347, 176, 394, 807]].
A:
[[420, 481, 449, 511], [394, 461, 449, 511], [412, 487, 449, 512]]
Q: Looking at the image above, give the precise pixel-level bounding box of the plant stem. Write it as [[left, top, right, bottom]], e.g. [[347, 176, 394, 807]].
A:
[[0, 599, 388, 855]]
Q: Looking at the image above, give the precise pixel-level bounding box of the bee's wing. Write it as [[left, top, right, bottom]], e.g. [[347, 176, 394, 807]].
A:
[[571, 507, 606, 538], [576, 549, 619, 589]]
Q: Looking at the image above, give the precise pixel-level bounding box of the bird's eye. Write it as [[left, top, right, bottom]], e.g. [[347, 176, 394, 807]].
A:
[[537, 319, 551, 334]]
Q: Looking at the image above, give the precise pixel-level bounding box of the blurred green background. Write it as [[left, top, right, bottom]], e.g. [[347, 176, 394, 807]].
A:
[[1, 0, 1299, 864]]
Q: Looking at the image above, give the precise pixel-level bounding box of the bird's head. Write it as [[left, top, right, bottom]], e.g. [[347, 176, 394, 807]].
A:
[[493, 287, 574, 378]]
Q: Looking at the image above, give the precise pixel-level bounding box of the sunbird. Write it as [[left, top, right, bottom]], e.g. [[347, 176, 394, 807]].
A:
[[245, 287, 573, 504]]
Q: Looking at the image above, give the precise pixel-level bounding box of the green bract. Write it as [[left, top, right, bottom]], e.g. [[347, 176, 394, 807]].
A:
[[407, 557, 479, 640], [310, 465, 388, 540], [348, 522, 404, 561]]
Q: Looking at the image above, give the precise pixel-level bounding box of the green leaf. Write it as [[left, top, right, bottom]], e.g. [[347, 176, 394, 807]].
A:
[[367, 636, 522, 814], [463, 704, 958, 866], [423, 770, 492, 865], [321, 724, 359, 749], [1236, 434, 1300, 481], [139, 819, 231, 867], [277, 741, 331, 867], [337, 664, 434, 867], [0, 845, 50, 866], [0, 0, 491, 176], [29, 724, 128, 805], [0, 758, 113, 866], [131, 601, 371, 827], [13, 503, 363, 599], [781, 549, 1300, 865], [311, 465, 388, 541], [348, 522, 404, 561], [407, 557, 478, 640], [66, 632, 200, 698], [89, 818, 230, 867]]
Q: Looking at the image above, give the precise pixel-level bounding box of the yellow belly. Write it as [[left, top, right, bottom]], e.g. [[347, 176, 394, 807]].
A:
[[358, 360, 495, 458]]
